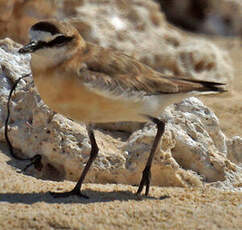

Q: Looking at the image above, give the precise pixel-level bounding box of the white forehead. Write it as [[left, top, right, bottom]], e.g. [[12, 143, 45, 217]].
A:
[[29, 29, 60, 42]]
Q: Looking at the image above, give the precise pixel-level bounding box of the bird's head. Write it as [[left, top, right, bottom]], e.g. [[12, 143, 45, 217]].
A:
[[19, 20, 85, 66]]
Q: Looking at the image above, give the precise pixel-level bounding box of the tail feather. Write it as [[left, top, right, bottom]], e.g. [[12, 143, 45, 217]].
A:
[[167, 77, 228, 94], [182, 79, 227, 93]]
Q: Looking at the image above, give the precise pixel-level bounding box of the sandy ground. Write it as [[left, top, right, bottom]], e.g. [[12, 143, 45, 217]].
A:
[[0, 143, 241, 230], [0, 37, 241, 229]]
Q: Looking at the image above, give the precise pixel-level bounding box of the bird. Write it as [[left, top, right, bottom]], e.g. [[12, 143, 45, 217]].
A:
[[19, 19, 226, 198]]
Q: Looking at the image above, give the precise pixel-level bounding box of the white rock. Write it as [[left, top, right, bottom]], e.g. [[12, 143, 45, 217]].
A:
[[226, 136, 242, 164]]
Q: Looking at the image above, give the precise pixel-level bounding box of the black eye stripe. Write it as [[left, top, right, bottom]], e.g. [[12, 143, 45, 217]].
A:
[[34, 36, 74, 51], [48, 35, 73, 47]]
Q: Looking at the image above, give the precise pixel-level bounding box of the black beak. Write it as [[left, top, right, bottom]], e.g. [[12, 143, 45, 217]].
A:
[[18, 41, 38, 54]]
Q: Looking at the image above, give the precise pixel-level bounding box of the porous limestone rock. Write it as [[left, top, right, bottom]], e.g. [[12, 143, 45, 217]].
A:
[[0, 0, 233, 85], [226, 136, 242, 164], [156, 0, 242, 36], [0, 38, 240, 189], [68, 0, 233, 84]]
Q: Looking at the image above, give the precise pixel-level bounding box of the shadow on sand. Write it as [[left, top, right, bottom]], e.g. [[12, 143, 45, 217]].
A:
[[0, 189, 165, 205], [0, 142, 169, 204]]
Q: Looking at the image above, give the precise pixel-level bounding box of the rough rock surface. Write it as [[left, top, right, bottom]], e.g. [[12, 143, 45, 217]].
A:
[[156, 0, 242, 36], [0, 38, 240, 190], [227, 136, 242, 165], [0, 0, 233, 84]]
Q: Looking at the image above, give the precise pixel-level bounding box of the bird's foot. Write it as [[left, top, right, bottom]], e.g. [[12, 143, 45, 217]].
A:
[[49, 188, 89, 199], [136, 166, 151, 196]]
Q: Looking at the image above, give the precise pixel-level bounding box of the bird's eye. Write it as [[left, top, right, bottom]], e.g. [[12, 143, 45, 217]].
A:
[[50, 35, 73, 47], [53, 35, 68, 45]]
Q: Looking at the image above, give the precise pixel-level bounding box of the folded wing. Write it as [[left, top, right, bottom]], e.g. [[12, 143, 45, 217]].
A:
[[77, 43, 226, 98]]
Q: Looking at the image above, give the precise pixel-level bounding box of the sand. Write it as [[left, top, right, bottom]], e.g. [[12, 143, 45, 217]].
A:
[[0, 37, 241, 229], [0, 142, 241, 230]]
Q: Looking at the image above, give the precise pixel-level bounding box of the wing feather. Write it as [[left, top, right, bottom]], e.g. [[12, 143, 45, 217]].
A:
[[74, 43, 225, 97]]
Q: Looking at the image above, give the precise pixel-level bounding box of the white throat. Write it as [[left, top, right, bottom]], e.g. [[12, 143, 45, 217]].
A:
[[30, 44, 76, 70]]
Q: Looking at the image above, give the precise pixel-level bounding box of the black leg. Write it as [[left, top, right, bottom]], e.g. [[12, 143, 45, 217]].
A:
[[136, 117, 165, 196], [50, 125, 99, 198]]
